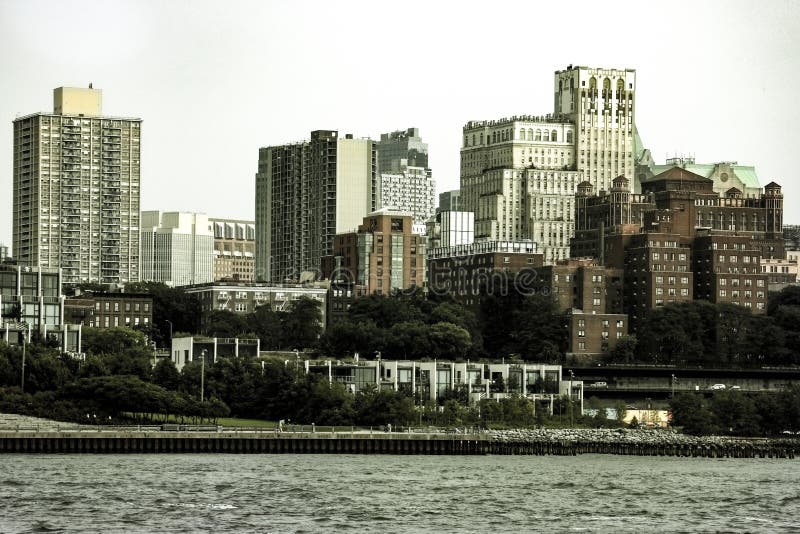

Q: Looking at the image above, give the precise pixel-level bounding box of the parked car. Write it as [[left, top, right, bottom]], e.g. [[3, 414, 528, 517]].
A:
[[709, 384, 726, 390]]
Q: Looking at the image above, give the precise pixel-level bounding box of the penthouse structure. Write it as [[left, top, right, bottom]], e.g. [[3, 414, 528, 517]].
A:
[[12, 86, 141, 284], [256, 131, 378, 283]]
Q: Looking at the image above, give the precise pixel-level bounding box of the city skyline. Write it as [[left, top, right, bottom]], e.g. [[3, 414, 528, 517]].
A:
[[2, 0, 799, 252]]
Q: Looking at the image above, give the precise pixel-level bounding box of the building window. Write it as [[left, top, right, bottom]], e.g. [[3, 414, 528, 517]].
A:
[[578, 330, 585, 338], [719, 289, 727, 297], [593, 298, 600, 306]]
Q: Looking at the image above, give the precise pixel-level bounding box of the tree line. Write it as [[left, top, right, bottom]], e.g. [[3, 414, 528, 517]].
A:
[[670, 388, 800, 436]]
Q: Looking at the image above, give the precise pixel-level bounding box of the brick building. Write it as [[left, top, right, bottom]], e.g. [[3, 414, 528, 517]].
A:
[[322, 210, 425, 295], [571, 167, 784, 330], [64, 292, 153, 329], [427, 240, 543, 307], [529, 258, 627, 357]]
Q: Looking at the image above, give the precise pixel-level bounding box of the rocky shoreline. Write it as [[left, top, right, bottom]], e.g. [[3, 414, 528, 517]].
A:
[[488, 428, 799, 458]]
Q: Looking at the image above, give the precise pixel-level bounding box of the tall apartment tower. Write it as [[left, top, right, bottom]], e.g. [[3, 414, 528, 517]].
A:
[[554, 66, 636, 194], [256, 131, 377, 283], [140, 211, 214, 287], [460, 115, 579, 263], [12, 86, 142, 284], [377, 128, 435, 233]]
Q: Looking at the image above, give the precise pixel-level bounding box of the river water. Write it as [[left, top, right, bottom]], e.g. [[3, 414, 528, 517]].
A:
[[0, 454, 798, 533]]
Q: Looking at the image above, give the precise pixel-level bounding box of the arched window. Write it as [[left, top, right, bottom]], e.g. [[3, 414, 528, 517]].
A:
[[479, 133, 483, 145], [527, 129, 533, 141], [551, 130, 558, 142], [616, 78, 625, 99], [492, 131, 497, 143], [519, 129, 525, 140], [472, 134, 476, 146], [535, 129, 542, 141], [566, 131, 573, 143], [542, 130, 550, 142], [589, 77, 597, 98], [464, 136, 468, 147]]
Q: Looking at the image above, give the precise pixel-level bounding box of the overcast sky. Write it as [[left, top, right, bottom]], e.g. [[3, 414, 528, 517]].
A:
[[1, 0, 799, 250]]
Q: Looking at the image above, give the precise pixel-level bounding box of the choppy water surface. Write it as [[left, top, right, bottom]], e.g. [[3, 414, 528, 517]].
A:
[[0, 454, 798, 533]]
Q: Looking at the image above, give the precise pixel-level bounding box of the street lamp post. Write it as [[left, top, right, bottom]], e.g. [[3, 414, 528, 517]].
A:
[[19, 323, 29, 393], [200, 349, 207, 403], [671, 374, 676, 398]]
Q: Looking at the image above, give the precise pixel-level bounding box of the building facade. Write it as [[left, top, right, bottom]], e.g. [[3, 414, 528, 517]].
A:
[[638, 156, 762, 198], [64, 292, 153, 329], [209, 218, 255, 282], [571, 167, 783, 329], [0, 265, 81, 352], [140, 211, 214, 287], [305, 359, 580, 408], [184, 282, 328, 327], [438, 190, 461, 212], [457, 66, 637, 266], [323, 211, 425, 295], [427, 240, 543, 306], [256, 131, 378, 283], [460, 115, 578, 264], [554, 65, 637, 194], [12, 86, 141, 285], [377, 128, 435, 233], [528, 259, 627, 357]]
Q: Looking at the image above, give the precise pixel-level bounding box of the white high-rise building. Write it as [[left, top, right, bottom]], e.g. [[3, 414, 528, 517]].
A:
[[554, 65, 636, 194], [460, 115, 579, 263], [140, 211, 213, 287], [377, 128, 435, 233], [12, 86, 142, 284], [459, 66, 637, 264]]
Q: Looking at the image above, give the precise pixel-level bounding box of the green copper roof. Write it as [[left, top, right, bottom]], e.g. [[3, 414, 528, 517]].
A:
[[646, 163, 761, 189], [731, 166, 760, 188]]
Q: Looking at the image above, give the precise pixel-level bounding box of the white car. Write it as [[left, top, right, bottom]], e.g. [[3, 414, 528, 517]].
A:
[[709, 384, 726, 390]]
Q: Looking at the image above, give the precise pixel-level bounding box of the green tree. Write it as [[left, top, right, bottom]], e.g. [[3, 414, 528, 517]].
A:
[[428, 322, 471, 360], [247, 305, 284, 350], [153, 358, 181, 391], [670, 393, 717, 435], [385, 321, 432, 360], [82, 327, 148, 356], [281, 297, 323, 350], [203, 310, 249, 338]]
